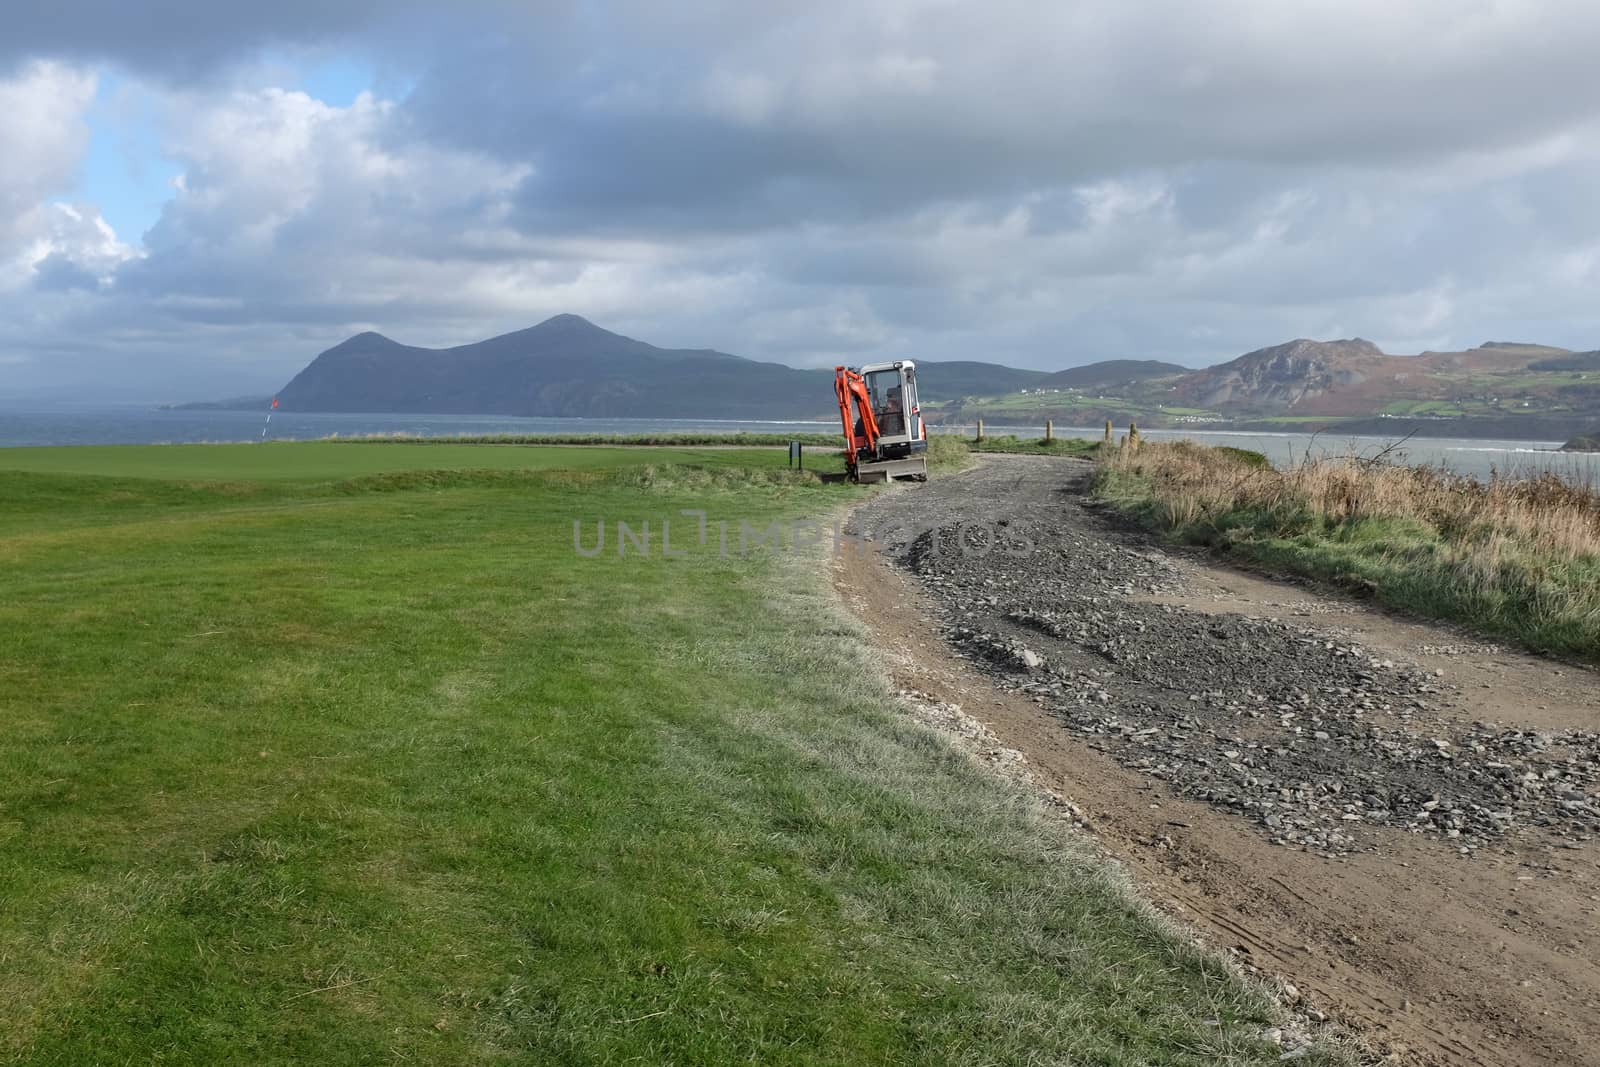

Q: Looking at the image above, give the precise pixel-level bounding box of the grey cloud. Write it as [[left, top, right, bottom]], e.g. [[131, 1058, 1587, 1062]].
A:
[[394, 1, 1600, 237], [5, 1, 1600, 401], [30, 252, 101, 291], [0, 2, 468, 80]]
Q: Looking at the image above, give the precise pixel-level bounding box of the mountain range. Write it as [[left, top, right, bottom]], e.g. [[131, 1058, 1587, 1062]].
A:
[[261, 315, 1600, 439], [1167, 337, 1586, 417], [942, 336, 1600, 440], [273, 314, 1142, 419]]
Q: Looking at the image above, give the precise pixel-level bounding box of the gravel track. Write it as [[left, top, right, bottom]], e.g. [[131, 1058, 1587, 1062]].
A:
[[853, 455, 1600, 860]]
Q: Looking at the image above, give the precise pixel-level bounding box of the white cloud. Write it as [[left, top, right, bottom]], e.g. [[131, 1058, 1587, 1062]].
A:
[[0, 61, 136, 292], [0, 61, 95, 240], [113, 86, 541, 325]]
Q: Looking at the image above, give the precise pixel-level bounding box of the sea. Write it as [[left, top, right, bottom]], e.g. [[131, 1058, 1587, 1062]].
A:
[[0, 406, 838, 448], [0, 404, 1593, 484]]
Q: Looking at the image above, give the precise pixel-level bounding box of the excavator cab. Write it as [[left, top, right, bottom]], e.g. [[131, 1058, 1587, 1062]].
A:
[[835, 360, 928, 482], [860, 362, 925, 455]]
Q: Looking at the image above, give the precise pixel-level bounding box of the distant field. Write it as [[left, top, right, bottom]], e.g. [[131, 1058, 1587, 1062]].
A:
[[1379, 399, 1472, 417], [941, 392, 1146, 416], [0, 443, 1310, 1064], [1237, 415, 1355, 426]]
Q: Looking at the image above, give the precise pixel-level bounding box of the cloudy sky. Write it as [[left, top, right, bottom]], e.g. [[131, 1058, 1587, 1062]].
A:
[[4, 0, 1600, 402]]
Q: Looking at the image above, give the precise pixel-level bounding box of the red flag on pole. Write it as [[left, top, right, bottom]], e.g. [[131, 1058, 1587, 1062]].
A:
[[271, 397, 279, 409]]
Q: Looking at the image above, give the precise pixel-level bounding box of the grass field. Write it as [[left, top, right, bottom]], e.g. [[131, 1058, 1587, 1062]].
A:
[[320, 432, 847, 448], [940, 393, 1149, 419], [0, 441, 819, 482], [1, 442, 1323, 1064]]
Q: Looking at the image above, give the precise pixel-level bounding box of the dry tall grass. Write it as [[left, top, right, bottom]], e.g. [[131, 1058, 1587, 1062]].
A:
[[1096, 441, 1600, 660], [1104, 441, 1600, 561]]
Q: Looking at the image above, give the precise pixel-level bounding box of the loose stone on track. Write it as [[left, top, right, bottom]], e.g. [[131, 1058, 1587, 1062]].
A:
[[853, 454, 1600, 860]]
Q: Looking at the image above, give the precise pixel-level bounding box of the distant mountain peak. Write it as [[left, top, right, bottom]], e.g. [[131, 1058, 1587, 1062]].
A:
[[1181, 337, 1386, 411], [1230, 337, 1384, 364], [484, 313, 638, 349], [327, 329, 399, 352], [522, 313, 613, 338], [276, 316, 819, 418]]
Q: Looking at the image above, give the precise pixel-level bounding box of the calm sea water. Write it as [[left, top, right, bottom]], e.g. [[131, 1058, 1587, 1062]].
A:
[[0, 406, 1592, 484]]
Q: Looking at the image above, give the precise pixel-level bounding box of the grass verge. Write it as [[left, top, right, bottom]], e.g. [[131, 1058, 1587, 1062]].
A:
[[923, 433, 975, 471], [1093, 440, 1600, 663], [970, 434, 1102, 458], [2, 442, 1326, 1063], [0, 441, 830, 483]]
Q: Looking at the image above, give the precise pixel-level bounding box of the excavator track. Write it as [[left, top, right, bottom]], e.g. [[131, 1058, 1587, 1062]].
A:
[[853, 456, 928, 483]]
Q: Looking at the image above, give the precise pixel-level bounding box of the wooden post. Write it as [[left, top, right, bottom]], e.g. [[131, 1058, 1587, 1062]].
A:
[[1103, 419, 1113, 444], [1045, 419, 1054, 443], [976, 419, 984, 442], [1129, 421, 1141, 450]]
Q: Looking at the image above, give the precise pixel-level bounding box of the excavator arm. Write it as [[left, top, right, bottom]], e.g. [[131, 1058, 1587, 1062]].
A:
[[834, 366, 880, 471]]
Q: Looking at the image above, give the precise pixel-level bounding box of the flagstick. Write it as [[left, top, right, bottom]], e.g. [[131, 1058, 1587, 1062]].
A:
[[261, 397, 279, 441]]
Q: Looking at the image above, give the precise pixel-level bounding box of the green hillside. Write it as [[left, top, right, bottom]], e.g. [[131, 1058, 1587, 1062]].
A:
[[935, 340, 1600, 437]]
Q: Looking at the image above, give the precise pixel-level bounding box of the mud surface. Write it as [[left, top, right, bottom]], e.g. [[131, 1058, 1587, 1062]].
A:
[[838, 453, 1600, 1067]]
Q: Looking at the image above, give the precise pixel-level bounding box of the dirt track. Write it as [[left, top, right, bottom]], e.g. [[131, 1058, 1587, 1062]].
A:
[[835, 453, 1600, 1067]]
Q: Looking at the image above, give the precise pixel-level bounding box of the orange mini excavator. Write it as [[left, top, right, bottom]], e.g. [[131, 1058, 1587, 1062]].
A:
[[833, 360, 929, 482]]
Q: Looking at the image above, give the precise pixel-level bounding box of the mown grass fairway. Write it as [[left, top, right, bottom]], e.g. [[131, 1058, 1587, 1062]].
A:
[[0, 440, 806, 482], [0, 443, 1316, 1064]]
